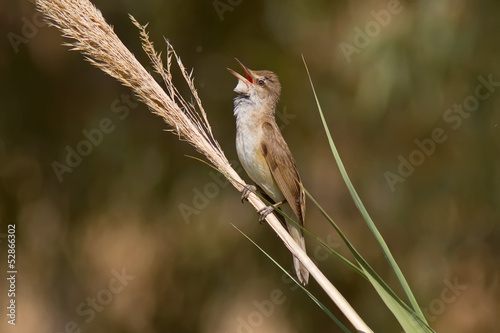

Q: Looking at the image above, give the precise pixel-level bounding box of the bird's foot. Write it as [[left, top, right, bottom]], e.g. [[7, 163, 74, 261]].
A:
[[257, 199, 286, 223], [241, 185, 257, 203], [257, 205, 275, 223]]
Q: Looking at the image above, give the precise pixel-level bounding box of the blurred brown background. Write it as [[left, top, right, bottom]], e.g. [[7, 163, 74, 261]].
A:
[[1, 0, 499, 332]]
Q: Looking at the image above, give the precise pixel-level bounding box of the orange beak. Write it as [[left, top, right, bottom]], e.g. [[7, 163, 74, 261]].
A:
[[227, 58, 254, 84]]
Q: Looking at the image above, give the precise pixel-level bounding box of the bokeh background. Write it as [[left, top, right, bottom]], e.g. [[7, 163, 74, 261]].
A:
[[1, 0, 499, 332]]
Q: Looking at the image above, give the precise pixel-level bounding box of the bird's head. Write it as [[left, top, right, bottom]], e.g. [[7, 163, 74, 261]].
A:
[[228, 59, 281, 109]]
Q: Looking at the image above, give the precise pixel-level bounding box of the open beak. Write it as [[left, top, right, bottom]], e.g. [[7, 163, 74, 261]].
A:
[[227, 58, 254, 84]]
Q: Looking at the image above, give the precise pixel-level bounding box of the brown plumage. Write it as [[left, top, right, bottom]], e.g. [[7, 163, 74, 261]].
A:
[[228, 59, 309, 285]]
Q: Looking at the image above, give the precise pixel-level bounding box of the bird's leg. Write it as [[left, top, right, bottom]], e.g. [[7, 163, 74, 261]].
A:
[[258, 199, 287, 222], [241, 184, 257, 203], [241, 185, 287, 223]]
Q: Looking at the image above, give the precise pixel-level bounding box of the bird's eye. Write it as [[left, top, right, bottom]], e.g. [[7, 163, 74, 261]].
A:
[[258, 79, 265, 86]]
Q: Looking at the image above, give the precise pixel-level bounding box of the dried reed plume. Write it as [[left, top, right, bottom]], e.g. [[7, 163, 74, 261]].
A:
[[34, 0, 372, 331]]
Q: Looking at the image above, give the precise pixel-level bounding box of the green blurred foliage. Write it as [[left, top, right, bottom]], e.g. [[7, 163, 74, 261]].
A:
[[1, 0, 499, 332]]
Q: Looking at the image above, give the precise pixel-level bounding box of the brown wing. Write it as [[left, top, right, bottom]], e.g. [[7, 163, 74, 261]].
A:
[[261, 121, 306, 224]]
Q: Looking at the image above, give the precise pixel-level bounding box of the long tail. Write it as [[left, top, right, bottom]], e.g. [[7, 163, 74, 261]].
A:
[[283, 206, 309, 285]]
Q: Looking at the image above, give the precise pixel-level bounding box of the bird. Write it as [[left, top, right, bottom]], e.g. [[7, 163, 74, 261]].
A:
[[228, 59, 309, 285]]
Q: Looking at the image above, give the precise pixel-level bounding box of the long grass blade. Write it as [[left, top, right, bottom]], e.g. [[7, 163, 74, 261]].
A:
[[302, 55, 430, 329], [307, 190, 434, 332]]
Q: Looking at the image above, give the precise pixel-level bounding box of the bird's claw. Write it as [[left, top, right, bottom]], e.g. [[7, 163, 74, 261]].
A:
[[241, 185, 257, 203], [257, 205, 275, 223]]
